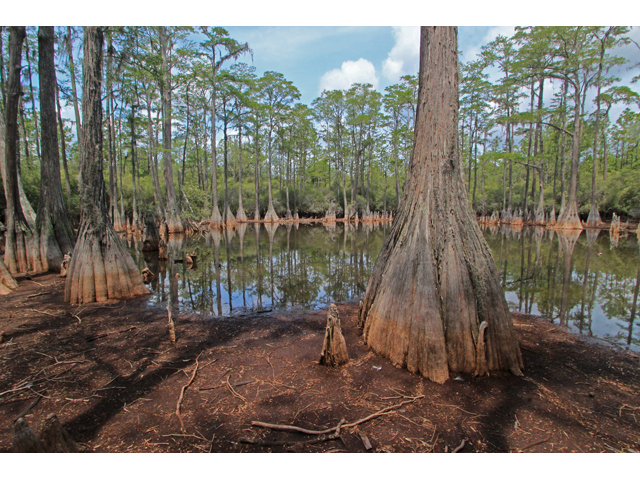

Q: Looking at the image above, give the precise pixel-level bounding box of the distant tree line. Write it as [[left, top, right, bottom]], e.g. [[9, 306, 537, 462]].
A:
[[1, 26, 639, 234]]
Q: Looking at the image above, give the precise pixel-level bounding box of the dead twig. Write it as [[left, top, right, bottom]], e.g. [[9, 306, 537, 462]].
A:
[[86, 326, 139, 342], [0, 382, 34, 397], [226, 376, 246, 403], [252, 395, 425, 435], [452, 438, 467, 453], [175, 353, 202, 433], [516, 434, 552, 452], [12, 396, 41, 422], [30, 309, 61, 318]]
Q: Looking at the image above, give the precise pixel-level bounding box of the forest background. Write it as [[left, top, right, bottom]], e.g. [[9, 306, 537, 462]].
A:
[[1, 19, 639, 232]]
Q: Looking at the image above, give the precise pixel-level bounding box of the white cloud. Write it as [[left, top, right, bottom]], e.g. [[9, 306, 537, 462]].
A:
[[461, 26, 516, 63], [319, 58, 379, 93], [382, 26, 420, 81]]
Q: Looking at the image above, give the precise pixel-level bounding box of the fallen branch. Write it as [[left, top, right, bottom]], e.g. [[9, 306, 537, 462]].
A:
[[175, 353, 202, 433], [30, 309, 61, 318], [85, 326, 139, 342], [26, 292, 49, 298], [239, 419, 346, 448], [252, 395, 424, 435], [0, 382, 34, 398], [13, 396, 41, 422], [517, 434, 552, 452]]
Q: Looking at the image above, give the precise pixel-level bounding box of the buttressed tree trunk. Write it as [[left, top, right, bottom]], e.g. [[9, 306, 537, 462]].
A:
[[64, 27, 148, 304], [3, 26, 38, 275], [35, 26, 75, 273], [358, 27, 523, 383]]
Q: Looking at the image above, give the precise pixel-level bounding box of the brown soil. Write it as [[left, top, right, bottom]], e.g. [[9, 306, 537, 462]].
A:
[[1, 272, 639, 453]]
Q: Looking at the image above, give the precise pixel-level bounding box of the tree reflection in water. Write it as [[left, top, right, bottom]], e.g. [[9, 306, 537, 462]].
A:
[[129, 223, 640, 351]]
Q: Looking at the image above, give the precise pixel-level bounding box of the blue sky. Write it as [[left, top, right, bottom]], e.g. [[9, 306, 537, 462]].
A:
[[216, 25, 640, 120], [13, 3, 640, 124]]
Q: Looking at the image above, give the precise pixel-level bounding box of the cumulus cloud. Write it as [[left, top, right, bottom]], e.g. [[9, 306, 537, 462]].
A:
[[319, 58, 379, 92], [382, 26, 420, 81], [461, 26, 516, 63]]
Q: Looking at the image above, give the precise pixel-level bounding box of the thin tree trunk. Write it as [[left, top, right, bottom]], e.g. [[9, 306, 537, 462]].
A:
[[158, 27, 183, 233], [554, 79, 583, 231], [55, 79, 72, 203], [24, 36, 41, 159], [143, 84, 165, 219], [264, 128, 279, 223], [65, 27, 82, 147], [236, 124, 247, 222], [254, 120, 261, 221]]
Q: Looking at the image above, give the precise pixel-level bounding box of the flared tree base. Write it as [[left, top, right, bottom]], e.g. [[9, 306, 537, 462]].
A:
[[64, 223, 149, 304], [585, 205, 603, 228], [236, 207, 248, 223], [210, 205, 222, 228], [264, 205, 279, 224]]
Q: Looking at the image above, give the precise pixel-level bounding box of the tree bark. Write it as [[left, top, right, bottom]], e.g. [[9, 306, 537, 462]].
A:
[[236, 124, 248, 222], [264, 127, 279, 223], [65, 27, 82, 147], [158, 27, 183, 233], [3, 26, 38, 275], [23, 35, 41, 159], [64, 27, 148, 304], [35, 26, 75, 273], [358, 27, 523, 383], [55, 79, 72, 203], [554, 80, 583, 231]]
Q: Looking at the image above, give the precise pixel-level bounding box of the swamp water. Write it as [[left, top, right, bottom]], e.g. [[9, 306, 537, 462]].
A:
[[127, 223, 640, 352]]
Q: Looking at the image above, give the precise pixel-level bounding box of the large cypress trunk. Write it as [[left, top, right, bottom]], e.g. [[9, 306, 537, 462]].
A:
[[358, 27, 523, 383], [35, 26, 75, 272], [3, 26, 38, 275], [64, 27, 148, 304]]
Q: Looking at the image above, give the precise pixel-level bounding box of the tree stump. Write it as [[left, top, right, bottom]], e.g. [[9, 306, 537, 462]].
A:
[[12, 418, 45, 452], [141, 267, 155, 284], [59, 252, 71, 277], [159, 238, 168, 261], [142, 218, 160, 252], [319, 304, 349, 367], [40, 414, 79, 452]]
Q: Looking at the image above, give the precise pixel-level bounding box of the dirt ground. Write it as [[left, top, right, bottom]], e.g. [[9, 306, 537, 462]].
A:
[[1, 272, 640, 453]]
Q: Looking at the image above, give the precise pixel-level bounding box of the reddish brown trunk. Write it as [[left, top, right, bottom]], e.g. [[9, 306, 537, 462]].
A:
[[35, 26, 75, 272], [3, 26, 38, 275], [64, 27, 148, 304], [358, 27, 522, 383]]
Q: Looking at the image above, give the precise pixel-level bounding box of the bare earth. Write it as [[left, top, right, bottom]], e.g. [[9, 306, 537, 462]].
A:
[[1, 272, 639, 453]]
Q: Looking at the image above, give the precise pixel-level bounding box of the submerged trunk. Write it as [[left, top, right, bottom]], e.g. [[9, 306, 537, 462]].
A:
[[358, 27, 522, 383], [64, 27, 148, 304]]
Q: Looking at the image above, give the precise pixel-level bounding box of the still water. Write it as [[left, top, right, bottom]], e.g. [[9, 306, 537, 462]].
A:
[[127, 223, 640, 352]]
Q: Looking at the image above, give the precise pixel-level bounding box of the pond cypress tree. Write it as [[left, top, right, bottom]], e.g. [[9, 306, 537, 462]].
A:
[[358, 27, 523, 383], [64, 27, 148, 304]]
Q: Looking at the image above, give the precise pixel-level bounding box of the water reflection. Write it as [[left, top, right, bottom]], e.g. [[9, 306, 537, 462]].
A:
[[128, 223, 640, 352], [485, 226, 640, 351]]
